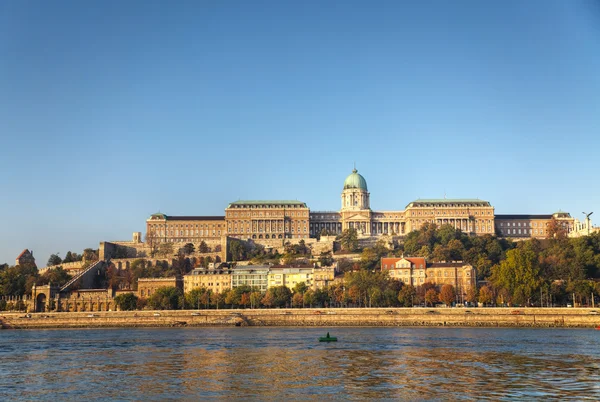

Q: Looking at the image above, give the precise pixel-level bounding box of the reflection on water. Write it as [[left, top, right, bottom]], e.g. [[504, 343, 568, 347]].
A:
[[1, 327, 599, 400]]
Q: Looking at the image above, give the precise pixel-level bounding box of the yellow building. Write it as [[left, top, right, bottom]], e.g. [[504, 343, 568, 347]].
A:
[[184, 268, 232, 295], [382, 257, 475, 299], [137, 277, 182, 299], [267, 267, 313, 289], [225, 200, 310, 240]]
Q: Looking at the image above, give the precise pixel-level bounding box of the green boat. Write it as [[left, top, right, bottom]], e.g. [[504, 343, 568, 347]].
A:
[[319, 332, 337, 342]]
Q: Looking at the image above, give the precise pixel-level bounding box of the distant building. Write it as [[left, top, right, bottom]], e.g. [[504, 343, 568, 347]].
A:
[[495, 212, 574, 239], [15, 249, 36, 268], [143, 168, 583, 246], [137, 277, 183, 299], [381, 257, 475, 299], [231, 266, 270, 292], [184, 267, 232, 295]]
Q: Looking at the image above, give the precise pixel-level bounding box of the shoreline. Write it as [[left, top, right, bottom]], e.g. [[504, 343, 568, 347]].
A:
[[2, 307, 600, 330]]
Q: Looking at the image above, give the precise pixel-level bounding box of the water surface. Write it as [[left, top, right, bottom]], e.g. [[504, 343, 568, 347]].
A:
[[1, 327, 599, 400]]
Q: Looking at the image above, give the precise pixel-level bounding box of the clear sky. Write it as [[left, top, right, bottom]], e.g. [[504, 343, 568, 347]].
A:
[[1, 0, 599, 266]]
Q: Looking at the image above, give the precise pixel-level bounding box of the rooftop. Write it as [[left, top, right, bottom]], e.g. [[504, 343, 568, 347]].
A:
[[407, 199, 491, 207], [227, 200, 307, 208]]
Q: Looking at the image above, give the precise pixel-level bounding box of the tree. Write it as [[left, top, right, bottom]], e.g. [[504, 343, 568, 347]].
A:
[[181, 243, 195, 256], [157, 242, 174, 258], [398, 284, 416, 307], [37, 267, 72, 288], [439, 284, 456, 307], [269, 286, 293, 307], [318, 251, 334, 267], [261, 291, 275, 308], [63, 251, 75, 263], [339, 228, 359, 252], [229, 239, 247, 262], [147, 286, 182, 310], [83, 248, 98, 261], [466, 286, 478, 305], [490, 247, 542, 305], [145, 232, 160, 257], [186, 288, 209, 309], [47, 254, 62, 267], [240, 292, 251, 308], [478, 285, 493, 306], [292, 292, 304, 307], [198, 241, 210, 253], [114, 293, 138, 311], [425, 289, 439, 307], [293, 282, 308, 295], [303, 290, 315, 307], [359, 248, 379, 270]]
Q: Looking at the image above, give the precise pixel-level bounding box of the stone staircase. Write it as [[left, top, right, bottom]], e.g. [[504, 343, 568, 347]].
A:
[[60, 260, 105, 292]]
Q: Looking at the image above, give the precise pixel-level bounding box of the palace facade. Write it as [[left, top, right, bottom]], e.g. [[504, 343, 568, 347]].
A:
[[145, 168, 576, 244]]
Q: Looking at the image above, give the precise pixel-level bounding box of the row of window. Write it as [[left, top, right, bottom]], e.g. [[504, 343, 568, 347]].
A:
[[230, 211, 308, 217], [411, 210, 493, 216]]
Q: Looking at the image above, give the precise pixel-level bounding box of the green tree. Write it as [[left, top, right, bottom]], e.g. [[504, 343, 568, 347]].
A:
[[186, 288, 210, 309], [47, 254, 62, 267], [268, 286, 292, 307], [148, 286, 182, 310], [318, 251, 334, 267], [37, 267, 72, 288], [490, 247, 542, 305], [339, 228, 359, 252], [303, 290, 315, 307], [114, 293, 138, 311], [63, 251, 75, 263], [181, 243, 195, 256], [229, 239, 247, 262], [293, 282, 308, 295], [198, 241, 210, 253]]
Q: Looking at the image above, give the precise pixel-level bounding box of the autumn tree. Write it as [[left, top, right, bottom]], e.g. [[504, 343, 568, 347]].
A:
[[439, 284, 456, 307], [478, 285, 493, 306], [425, 288, 439, 307], [398, 284, 416, 307]]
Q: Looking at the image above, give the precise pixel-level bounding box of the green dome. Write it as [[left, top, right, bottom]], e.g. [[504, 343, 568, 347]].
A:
[[343, 169, 368, 191]]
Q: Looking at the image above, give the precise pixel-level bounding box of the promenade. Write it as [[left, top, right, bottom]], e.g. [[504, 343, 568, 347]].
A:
[[2, 307, 599, 329]]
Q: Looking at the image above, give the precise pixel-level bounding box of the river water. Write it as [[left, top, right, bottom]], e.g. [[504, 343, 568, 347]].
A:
[[1, 327, 599, 400]]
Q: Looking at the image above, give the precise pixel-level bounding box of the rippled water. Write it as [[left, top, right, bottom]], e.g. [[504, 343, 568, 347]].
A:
[[1, 327, 599, 400]]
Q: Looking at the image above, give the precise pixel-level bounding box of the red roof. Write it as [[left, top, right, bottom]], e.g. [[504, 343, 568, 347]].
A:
[[381, 257, 426, 269], [16, 249, 30, 260]]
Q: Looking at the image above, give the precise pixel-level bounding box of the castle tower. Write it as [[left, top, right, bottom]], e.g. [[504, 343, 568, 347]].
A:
[[340, 168, 372, 235], [341, 168, 370, 211]]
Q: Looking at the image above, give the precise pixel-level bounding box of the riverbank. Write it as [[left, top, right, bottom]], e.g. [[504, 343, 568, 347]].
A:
[[2, 307, 600, 329]]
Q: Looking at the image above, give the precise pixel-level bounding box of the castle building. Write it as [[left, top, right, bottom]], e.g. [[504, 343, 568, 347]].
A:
[[494, 212, 574, 239], [225, 200, 310, 240], [144, 168, 576, 246]]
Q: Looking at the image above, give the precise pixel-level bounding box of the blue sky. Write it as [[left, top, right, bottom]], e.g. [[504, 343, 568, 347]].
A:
[[1, 0, 599, 266]]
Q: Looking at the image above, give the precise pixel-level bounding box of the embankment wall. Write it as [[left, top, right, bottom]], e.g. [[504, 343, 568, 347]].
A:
[[2, 308, 600, 330]]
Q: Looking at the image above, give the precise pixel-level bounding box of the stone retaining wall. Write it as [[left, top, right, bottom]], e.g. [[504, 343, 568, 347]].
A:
[[2, 308, 600, 330]]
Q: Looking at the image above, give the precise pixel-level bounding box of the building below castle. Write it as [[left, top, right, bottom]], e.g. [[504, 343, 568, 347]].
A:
[[144, 168, 577, 246]]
